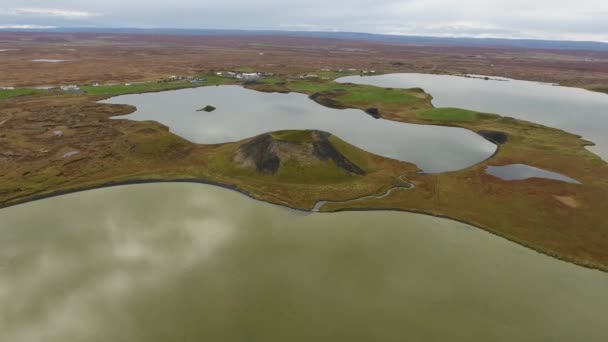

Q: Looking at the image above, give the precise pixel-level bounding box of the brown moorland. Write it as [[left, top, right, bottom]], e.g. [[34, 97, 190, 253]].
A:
[[1, 32, 608, 91]]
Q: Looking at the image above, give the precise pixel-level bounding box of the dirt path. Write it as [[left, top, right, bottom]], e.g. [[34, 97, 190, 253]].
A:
[[312, 174, 416, 212]]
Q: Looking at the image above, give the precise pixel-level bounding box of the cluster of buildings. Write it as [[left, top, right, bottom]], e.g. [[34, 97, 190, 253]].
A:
[[167, 75, 207, 83], [323, 68, 377, 74], [215, 71, 271, 81], [60, 85, 80, 92]]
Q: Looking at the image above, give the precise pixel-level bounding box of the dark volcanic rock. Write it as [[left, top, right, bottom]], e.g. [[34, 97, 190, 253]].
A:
[[365, 107, 381, 119], [238, 134, 281, 173], [309, 90, 347, 109], [197, 105, 216, 112], [478, 130, 508, 145], [312, 132, 365, 175], [236, 130, 366, 176]]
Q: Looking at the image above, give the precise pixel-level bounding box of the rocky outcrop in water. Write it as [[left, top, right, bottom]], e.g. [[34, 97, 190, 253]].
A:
[[197, 105, 216, 112]]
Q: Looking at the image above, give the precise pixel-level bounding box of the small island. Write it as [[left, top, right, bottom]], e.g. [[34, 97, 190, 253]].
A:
[[197, 105, 216, 112]]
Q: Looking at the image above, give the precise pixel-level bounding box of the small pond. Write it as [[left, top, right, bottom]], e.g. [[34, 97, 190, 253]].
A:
[[486, 164, 581, 184]]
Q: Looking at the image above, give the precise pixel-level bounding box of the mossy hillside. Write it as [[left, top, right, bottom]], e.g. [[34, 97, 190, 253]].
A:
[[129, 124, 190, 157], [208, 130, 372, 184], [270, 130, 316, 142], [327, 134, 372, 172], [276, 159, 356, 183]]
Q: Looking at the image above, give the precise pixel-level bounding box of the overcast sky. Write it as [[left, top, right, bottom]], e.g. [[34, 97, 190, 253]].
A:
[[0, 0, 607, 42]]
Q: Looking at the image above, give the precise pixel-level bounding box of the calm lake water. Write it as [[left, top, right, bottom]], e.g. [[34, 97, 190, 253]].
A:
[[338, 73, 608, 160], [103, 86, 496, 173], [1, 183, 607, 341], [486, 164, 581, 184]]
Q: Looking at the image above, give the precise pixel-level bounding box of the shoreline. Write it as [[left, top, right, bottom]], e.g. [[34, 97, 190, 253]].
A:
[[4, 69, 607, 97], [2, 75, 606, 274], [312, 174, 416, 211], [1, 176, 606, 273]]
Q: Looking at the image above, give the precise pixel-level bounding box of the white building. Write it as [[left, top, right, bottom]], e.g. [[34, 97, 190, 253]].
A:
[[60, 85, 80, 91], [241, 73, 260, 80]]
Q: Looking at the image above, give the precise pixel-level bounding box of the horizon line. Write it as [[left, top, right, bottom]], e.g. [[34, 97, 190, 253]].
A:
[[1, 26, 607, 45]]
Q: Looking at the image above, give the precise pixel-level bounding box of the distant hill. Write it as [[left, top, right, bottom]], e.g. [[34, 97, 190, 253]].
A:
[[2, 27, 608, 52]]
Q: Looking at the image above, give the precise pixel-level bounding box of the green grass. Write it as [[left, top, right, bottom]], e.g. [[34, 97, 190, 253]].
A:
[[590, 86, 608, 94], [193, 74, 237, 85], [271, 130, 315, 142], [256, 77, 284, 85], [286, 80, 419, 105], [81, 82, 193, 96], [315, 70, 361, 80], [338, 85, 417, 104], [276, 160, 353, 183], [82, 75, 235, 96], [286, 80, 342, 93], [0, 88, 46, 100], [328, 135, 371, 172], [128, 123, 189, 157], [2, 75, 237, 101], [417, 108, 481, 121]]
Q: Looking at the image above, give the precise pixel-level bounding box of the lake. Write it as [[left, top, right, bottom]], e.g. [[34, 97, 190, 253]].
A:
[[0, 183, 607, 341], [4, 74, 606, 341], [337, 73, 608, 160], [102, 86, 496, 173]]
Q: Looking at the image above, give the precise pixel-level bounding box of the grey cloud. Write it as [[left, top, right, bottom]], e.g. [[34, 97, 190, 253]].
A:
[[0, 0, 606, 41]]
